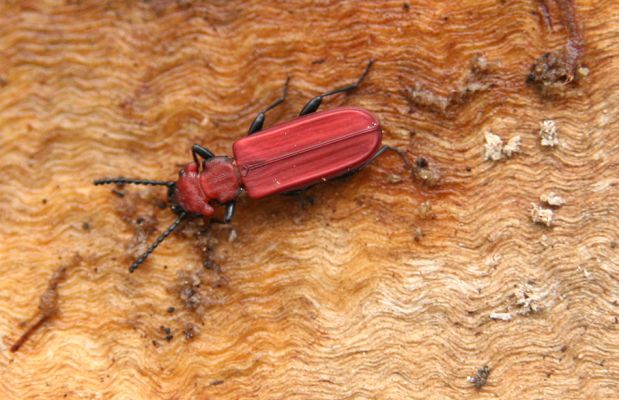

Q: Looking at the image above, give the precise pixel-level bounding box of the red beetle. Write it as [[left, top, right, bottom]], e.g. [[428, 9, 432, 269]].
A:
[[95, 61, 409, 272]]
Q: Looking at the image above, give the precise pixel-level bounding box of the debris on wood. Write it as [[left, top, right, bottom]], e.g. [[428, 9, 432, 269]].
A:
[[539, 119, 559, 147], [406, 83, 450, 112], [502, 135, 521, 157], [228, 229, 237, 243], [484, 254, 502, 268], [414, 226, 424, 241], [387, 174, 403, 184], [160, 326, 173, 342], [181, 222, 221, 271], [413, 157, 440, 187], [527, 0, 586, 96], [406, 54, 498, 114], [515, 283, 544, 315], [530, 203, 553, 227], [183, 323, 200, 341], [10, 264, 69, 352], [417, 201, 435, 219], [485, 132, 521, 161], [540, 192, 566, 207], [174, 267, 228, 315], [467, 365, 490, 389], [489, 312, 512, 321], [484, 132, 503, 161]]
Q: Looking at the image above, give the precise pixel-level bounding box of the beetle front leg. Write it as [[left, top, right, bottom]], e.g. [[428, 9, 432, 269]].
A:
[[299, 59, 373, 116], [192, 144, 216, 166], [210, 201, 236, 224], [248, 77, 290, 135], [223, 201, 236, 223]]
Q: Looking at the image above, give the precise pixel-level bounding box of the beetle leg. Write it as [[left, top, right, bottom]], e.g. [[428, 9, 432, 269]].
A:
[[338, 146, 411, 179], [248, 77, 290, 135], [192, 144, 215, 166], [210, 201, 236, 224], [363, 145, 411, 169], [299, 59, 374, 116], [223, 201, 236, 223]]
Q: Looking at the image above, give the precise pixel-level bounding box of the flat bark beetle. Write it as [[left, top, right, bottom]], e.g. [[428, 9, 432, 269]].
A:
[[95, 61, 410, 272]]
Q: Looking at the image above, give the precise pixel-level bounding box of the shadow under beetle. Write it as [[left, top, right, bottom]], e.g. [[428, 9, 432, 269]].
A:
[[95, 60, 410, 272]]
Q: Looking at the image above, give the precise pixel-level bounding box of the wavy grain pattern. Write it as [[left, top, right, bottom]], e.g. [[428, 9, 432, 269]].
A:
[[0, 0, 618, 398]]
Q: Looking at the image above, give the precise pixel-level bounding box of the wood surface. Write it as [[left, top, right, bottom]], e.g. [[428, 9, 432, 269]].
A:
[[0, 0, 618, 398]]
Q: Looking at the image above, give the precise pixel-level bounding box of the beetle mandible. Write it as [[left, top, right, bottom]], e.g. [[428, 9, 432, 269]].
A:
[[95, 60, 410, 272]]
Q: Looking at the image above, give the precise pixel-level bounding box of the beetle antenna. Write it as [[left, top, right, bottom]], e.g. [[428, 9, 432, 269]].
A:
[[94, 178, 175, 187], [129, 211, 188, 273]]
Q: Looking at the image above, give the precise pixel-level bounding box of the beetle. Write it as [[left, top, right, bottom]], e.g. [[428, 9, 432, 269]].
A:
[[95, 60, 410, 272]]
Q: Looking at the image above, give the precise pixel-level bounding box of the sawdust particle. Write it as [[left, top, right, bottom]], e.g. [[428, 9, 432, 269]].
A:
[[502, 135, 521, 157], [489, 312, 512, 321], [540, 192, 566, 207], [515, 283, 544, 315], [530, 203, 553, 227], [485, 132, 521, 161], [484, 132, 503, 161], [539, 119, 559, 147]]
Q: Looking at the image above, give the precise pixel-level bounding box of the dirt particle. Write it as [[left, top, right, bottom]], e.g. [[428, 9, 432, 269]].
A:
[[414, 226, 424, 241], [417, 201, 435, 219], [576, 66, 589, 78], [160, 326, 173, 342], [467, 365, 490, 389], [540, 192, 565, 207], [166, 306, 176, 314], [174, 268, 228, 315], [413, 157, 440, 186], [111, 189, 125, 197], [539, 119, 559, 147], [182, 224, 222, 271], [387, 174, 403, 184], [82, 222, 91, 231], [42, 198, 48, 204], [183, 323, 200, 340], [402, 2, 410, 12], [531, 203, 553, 227], [210, 380, 224, 386]]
